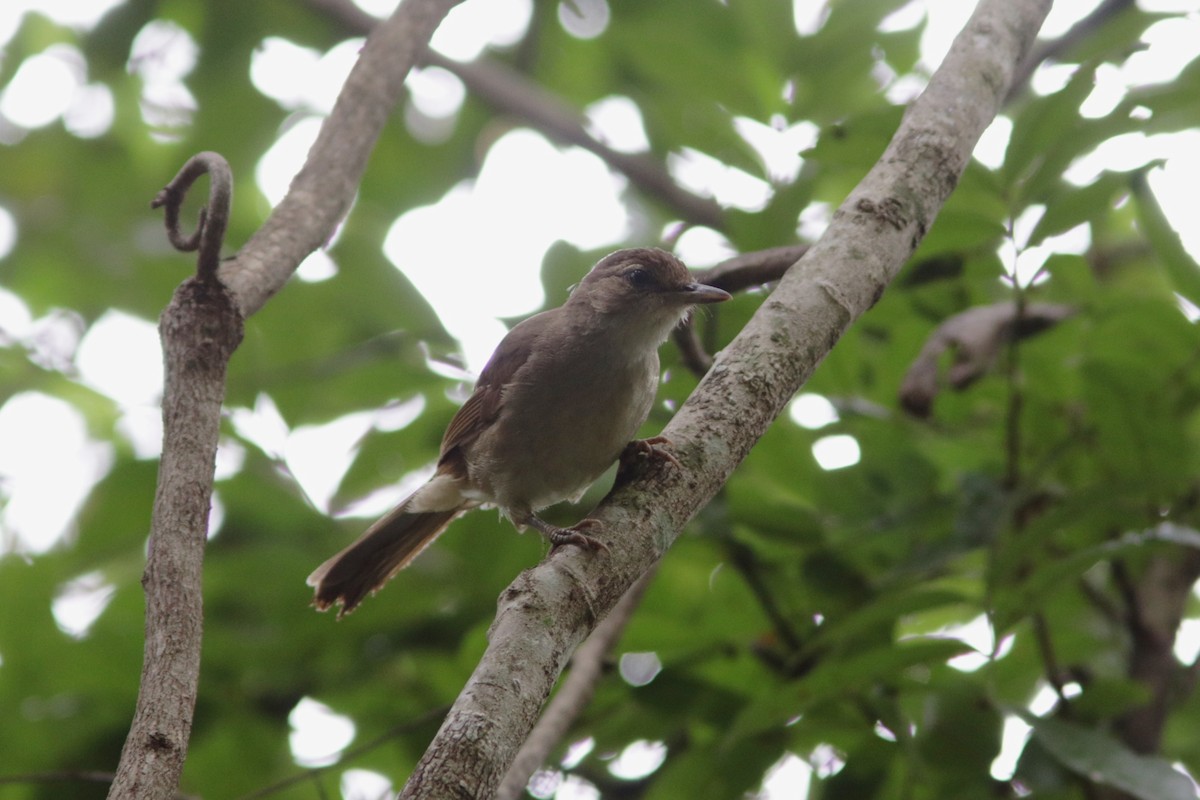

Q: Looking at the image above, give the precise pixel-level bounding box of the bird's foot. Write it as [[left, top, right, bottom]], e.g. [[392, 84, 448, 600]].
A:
[[615, 436, 680, 487], [535, 517, 610, 555]]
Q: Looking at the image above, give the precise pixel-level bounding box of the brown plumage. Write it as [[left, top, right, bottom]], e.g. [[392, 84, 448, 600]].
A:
[[307, 248, 730, 617]]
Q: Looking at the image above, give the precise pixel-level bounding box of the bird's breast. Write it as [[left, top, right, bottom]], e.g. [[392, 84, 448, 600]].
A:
[[466, 345, 659, 512]]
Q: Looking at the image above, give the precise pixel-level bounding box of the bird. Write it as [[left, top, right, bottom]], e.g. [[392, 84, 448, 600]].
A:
[[307, 247, 731, 616]]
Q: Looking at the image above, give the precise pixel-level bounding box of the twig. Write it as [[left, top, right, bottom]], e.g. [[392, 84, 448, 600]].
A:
[[0, 771, 199, 800], [673, 245, 809, 376], [303, 0, 725, 231], [1001, 334, 1027, 489], [1006, 0, 1135, 103], [150, 151, 233, 283], [1032, 613, 1073, 713], [495, 568, 658, 800], [234, 706, 449, 800], [724, 537, 803, 653], [427, 52, 725, 229], [694, 244, 809, 292]]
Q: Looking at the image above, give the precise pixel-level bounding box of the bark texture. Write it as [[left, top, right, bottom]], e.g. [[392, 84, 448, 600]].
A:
[[107, 277, 242, 799]]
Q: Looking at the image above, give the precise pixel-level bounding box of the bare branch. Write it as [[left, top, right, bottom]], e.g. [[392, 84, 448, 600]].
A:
[[695, 244, 809, 292], [234, 706, 449, 800], [496, 569, 657, 800], [303, 0, 726, 231], [426, 52, 725, 229], [673, 321, 717, 376], [1007, 0, 1135, 103], [0, 771, 199, 800], [1032, 612, 1074, 713], [220, 0, 462, 316], [108, 273, 243, 800], [399, 1, 1052, 796], [150, 151, 233, 283], [1115, 550, 1200, 754], [898, 301, 1074, 418], [673, 245, 810, 376]]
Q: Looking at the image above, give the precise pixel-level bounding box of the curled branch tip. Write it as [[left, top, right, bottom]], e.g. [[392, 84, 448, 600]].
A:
[[151, 151, 233, 283]]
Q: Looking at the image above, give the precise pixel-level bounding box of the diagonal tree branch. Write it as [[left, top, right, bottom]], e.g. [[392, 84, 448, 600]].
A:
[[221, 0, 463, 317], [1006, 0, 1135, 103], [397, 1, 1052, 796], [422, 51, 726, 229], [304, 0, 726, 230], [674, 245, 811, 376], [495, 568, 658, 800]]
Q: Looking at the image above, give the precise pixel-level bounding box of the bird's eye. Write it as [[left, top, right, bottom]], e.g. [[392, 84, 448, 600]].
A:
[[624, 268, 653, 288]]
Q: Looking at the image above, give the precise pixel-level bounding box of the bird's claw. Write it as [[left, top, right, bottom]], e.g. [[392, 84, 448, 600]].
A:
[[615, 436, 680, 487], [548, 518, 610, 554]]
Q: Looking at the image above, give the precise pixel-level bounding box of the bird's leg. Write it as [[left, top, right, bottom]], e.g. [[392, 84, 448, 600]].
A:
[[614, 435, 680, 488], [524, 514, 611, 554]]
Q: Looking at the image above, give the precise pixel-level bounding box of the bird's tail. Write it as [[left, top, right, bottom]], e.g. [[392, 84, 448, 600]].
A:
[[307, 504, 462, 617]]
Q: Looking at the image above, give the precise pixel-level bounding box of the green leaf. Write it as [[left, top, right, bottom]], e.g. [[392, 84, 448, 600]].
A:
[[1132, 171, 1200, 306], [1021, 712, 1196, 800], [731, 638, 970, 739]]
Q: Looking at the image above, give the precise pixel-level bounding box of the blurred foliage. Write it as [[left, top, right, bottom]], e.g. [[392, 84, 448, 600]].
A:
[[2, 1, 1200, 799]]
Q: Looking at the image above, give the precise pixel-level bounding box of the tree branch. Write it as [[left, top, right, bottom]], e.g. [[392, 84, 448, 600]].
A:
[[0, 771, 199, 800], [674, 245, 810, 376], [1115, 549, 1200, 754], [423, 51, 726, 229], [150, 151, 233, 283], [1006, 0, 1135, 103], [234, 706, 449, 800], [109, 164, 243, 799], [303, 0, 726, 231], [220, 0, 462, 317], [108, 3, 460, 798], [494, 568, 657, 800], [398, 1, 1052, 796]]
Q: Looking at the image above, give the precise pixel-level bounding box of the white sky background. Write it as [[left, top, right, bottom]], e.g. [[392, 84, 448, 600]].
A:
[[3, 0, 1200, 797]]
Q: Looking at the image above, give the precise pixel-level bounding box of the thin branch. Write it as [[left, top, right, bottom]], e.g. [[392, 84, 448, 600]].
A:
[[495, 568, 658, 800], [150, 151, 233, 283], [1032, 612, 1073, 713], [1114, 550, 1200, 754], [724, 537, 803, 654], [220, 0, 463, 317], [695, 245, 809, 292], [305, 0, 380, 32], [674, 245, 810, 376], [673, 322, 718, 376], [427, 52, 725, 229], [234, 706, 449, 800], [1003, 283, 1027, 490], [1006, 0, 1135, 103], [398, 2, 1052, 796], [303, 0, 726, 231], [0, 771, 199, 800]]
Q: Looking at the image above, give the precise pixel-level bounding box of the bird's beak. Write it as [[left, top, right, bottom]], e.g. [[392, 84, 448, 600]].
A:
[[679, 282, 732, 304]]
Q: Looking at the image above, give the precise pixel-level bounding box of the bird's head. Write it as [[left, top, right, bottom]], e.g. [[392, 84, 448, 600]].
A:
[[569, 248, 731, 327]]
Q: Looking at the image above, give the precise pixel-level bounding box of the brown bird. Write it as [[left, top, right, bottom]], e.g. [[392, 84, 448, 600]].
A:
[[308, 248, 730, 616]]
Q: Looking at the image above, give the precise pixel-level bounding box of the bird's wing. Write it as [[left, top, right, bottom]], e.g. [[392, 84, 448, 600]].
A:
[[438, 310, 553, 464]]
